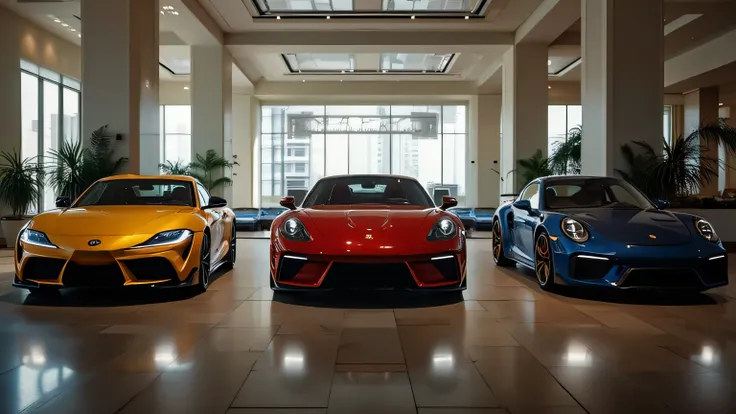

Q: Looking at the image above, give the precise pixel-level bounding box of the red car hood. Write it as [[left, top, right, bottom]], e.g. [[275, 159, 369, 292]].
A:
[[293, 205, 456, 256]]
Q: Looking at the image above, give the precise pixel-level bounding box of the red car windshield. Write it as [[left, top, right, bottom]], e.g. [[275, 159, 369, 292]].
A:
[[302, 176, 435, 208]]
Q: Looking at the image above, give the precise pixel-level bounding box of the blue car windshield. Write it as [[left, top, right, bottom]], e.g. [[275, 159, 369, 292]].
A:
[[544, 178, 654, 210]]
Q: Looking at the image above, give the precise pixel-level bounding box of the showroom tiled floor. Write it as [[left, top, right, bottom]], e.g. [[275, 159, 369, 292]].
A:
[[1, 238, 736, 413]]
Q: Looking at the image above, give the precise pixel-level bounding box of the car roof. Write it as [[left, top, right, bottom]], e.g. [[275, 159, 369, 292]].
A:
[[540, 175, 619, 182], [99, 174, 198, 184], [315, 173, 420, 182]]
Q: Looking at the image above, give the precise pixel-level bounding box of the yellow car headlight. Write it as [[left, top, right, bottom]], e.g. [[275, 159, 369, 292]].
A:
[[130, 229, 193, 249]]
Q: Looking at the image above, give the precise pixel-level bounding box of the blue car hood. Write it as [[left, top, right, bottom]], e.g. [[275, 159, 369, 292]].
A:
[[565, 209, 692, 246]]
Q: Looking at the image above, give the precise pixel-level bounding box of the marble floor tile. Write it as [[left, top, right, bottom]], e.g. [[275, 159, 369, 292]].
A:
[[327, 372, 416, 414]]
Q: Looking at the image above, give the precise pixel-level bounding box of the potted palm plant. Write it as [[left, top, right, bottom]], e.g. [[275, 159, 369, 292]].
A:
[[0, 150, 45, 245], [516, 149, 551, 190], [48, 125, 127, 201], [189, 149, 239, 192], [548, 125, 582, 175], [159, 160, 191, 175]]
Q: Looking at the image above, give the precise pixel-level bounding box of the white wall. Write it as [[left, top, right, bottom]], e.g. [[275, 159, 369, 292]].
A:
[[159, 82, 191, 105]]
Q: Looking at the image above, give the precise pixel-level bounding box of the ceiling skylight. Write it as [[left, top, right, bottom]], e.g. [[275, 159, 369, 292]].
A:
[[253, 0, 485, 17], [379, 53, 454, 73], [282, 53, 456, 74]]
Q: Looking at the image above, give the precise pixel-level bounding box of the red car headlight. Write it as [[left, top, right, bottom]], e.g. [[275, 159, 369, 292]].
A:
[[281, 218, 311, 242], [427, 218, 457, 241]]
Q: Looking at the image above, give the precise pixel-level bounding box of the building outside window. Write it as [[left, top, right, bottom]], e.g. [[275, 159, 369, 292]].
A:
[[663, 105, 673, 145], [260, 105, 466, 207], [159, 105, 192, 166], [20, 60, 81, 213]]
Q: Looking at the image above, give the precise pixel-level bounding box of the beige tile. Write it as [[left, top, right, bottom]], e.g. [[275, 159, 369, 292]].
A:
[[228, 410, 327, 414], [418, 409, 509, 414], [327, 372, 416, 414], [205, 327, 279, 352], [343, 311, 397, 328], [336, 328, 404, 364]]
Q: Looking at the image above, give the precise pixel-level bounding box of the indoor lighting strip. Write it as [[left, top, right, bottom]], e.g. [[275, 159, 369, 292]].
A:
[[283, 255, 308, 261], [263, 14, 482, 20], [709, 255, 726, 261], [431, 255, 454, 261]]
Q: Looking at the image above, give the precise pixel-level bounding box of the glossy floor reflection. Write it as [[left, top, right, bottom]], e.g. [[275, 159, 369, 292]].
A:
[[1, 242, 736, 413]]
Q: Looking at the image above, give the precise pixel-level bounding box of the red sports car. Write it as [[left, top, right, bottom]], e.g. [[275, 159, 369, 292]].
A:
[[269, 174, 467, 291]]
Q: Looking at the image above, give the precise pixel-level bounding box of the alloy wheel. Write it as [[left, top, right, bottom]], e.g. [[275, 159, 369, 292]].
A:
[[535, 233, 551, 286], [492, 220, 503, 262], [230, 224, 237, 263], [200, 233, 211, 289]]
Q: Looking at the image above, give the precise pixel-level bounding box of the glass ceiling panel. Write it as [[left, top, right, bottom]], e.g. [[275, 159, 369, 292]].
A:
[[255, 0, 481, 13], [284, 53, 355, 72], [380, 53, 453, 72], [383, 0, 480, 12]]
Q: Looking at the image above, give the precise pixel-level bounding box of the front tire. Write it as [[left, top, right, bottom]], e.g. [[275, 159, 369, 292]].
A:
[[492, 219, 515, 266], [226, 223, 237, 266], [196, 233, 211, 293], [534, 231, 555, 291]]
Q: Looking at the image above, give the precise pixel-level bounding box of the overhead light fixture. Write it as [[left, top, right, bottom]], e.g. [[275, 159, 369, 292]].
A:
[[349, 69, 354, 72], [341, 70, 345, 74], [340, 80, 343, 82], [548, 59, 552, 66], [326, 16, 330, 19], [70, 28, 76, 32], [161, 6, 179, 15], [302, 79, 306, 82], [61, 23, 68, 27], [184, 86, 189, 90], [465, 16, 469, 20], [422, 70, 426, 73], [276, 16, 281, 20], [411, 15, 415, 19], [53, 19, 61, 23], [720, 103, 724, 106], [548, 85, 551, 89], [382, 70, 387, 73]]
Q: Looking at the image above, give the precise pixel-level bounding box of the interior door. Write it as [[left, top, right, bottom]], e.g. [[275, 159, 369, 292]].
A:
[[512, 182, 540, 262]]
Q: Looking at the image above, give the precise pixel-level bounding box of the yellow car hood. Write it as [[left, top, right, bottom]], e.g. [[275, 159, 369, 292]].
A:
[[31, 206, 199, 237]]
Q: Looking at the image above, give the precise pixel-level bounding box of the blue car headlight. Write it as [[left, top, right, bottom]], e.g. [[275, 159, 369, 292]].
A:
[[20, 229, 57, 248], [561, 217, 589, 243], [131, 229, 193, 249], [281, 218, 311, 242], [427, 218, 458, 241], [695, 218, 718, 242]]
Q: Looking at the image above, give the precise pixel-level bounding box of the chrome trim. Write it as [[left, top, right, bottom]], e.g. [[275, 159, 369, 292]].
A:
[[709, 255, 726, 261], [431, 255, 454, 261]]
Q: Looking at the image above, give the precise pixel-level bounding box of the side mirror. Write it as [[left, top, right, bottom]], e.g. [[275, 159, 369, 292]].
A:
[[655, 199, 670, 210], [513, 199, 532, 211], [440, 195, 458, 210], [280, 196, 297, 210], [204, 196, 227, 209], [56, 196, 71, 208]]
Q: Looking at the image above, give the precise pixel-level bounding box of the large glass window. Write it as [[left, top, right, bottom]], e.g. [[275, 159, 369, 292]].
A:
[[260, 105, 466, 207], [664, 105, 673, 145], [20, 60, 80, 213], [160, 105, 192, 165], [547, 105, 580, 158]]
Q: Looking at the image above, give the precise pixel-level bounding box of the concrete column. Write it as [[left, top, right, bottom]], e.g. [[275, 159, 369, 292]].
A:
[[581, 0, 664, 176], [468, 95, 502, 207], [191, 46, 233, 199], [684, 87, 721, 195], [81, 0, 159, 174], [501, 43, 549, 193]]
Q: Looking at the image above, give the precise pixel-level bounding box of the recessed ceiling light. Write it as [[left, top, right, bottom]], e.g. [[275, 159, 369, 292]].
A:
[[465, 16, 469, 20], [720, 103, 724, 106], [548, 85, 551, 89], [276, 16, 281, 19], [349, 69, 354, 72], [382, 70, 387, 73], [61, 23, 68, 27], [341, 70, 345, 74], [160, 11, 165, 15], [548, 59, 552, 66], [302, 79, 306, 82], [70, 28, 76, 32], [326, 16, 330, 19], [340, 80, 343, 82], [411, 15, 415, 19], [78, 33, 81, 38], [53, 19, 61, 23], [184, 86, 189, 90]]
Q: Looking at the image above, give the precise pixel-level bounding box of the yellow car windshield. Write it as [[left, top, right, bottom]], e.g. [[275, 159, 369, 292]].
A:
[[75, 179, 196, 207]]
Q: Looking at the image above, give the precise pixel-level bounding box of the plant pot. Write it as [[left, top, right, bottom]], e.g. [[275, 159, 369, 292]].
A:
[[1, 217, 29, 248]]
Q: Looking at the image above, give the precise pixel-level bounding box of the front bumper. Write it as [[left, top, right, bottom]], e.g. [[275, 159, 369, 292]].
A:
[[550, 240, 729, 290], [13, 232, 204, 289], [270, 252, 467, 291]]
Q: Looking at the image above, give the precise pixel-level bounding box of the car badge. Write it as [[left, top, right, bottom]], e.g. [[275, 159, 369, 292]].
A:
[[365, 234, 373, 240], [649, 234, 657, 239], [88, 239, 102, 246]]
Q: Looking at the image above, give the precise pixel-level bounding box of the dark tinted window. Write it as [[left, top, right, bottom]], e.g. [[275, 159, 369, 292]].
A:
[[544, 178, 654, 210], [75, 180, 195, 207], [302, 176, 434, 208]]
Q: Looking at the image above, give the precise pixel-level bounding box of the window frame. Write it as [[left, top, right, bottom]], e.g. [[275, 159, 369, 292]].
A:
[[20, 61, 81, 213]]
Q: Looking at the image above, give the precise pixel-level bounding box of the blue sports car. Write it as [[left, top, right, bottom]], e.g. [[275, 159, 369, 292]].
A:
[[492, 176, 728, 291], [474, 207, 495, 230], [256, 207, 288, 231], [234, 207, 260, 230]]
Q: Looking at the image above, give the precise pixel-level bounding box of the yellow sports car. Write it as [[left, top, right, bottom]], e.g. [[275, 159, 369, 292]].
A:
[[13, 175, 236, 295]]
